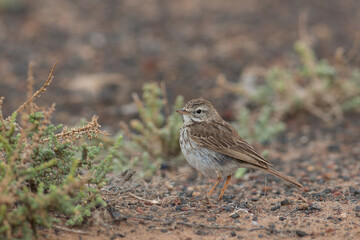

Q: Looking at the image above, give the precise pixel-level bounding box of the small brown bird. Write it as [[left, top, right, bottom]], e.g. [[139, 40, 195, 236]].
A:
[[177, 98, 302, 203]]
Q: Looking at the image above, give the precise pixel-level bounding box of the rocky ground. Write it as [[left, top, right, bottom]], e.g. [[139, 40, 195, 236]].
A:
[[39, 113, 360, 239]]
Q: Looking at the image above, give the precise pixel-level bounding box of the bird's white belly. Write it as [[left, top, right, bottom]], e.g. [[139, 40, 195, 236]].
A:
[[179, 128, 240, 179]]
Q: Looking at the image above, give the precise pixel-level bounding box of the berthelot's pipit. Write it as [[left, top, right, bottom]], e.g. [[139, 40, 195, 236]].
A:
[[176, 98, 303, 203]]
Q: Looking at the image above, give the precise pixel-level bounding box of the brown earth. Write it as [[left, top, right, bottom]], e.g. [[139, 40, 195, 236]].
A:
[[39, 113, 360, 240]]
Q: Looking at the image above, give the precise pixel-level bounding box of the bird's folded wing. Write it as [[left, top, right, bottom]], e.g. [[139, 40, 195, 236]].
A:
[[189, 121, 271, 168]]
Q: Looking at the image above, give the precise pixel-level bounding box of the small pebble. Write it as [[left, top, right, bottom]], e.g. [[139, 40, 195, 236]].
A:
[[349, 186, 360, 195], [192, 192, 201, 197], [280, 198, 293, 206], [252, 221, 259, 227], [224, 205, 234, 212], [150, 206, 158, 211], [354, 206, 360, 212], [308, 203, 322, 211], [296, 230, 308, 237], [230, 231, 236, 237], [270, 204, 280, 211], [110, 233, 126, 239], [175, 205, 184, 211], [230, 213, 240, 219], [327, 144, 340, 152], [195, 229, 207, 235]]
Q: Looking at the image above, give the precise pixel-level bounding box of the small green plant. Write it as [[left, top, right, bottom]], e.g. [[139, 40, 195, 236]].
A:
[[232, 106, 281, 178], [255, 40, 360, 123], [234, 106, 285, 144], [120, 83, 184, 178], [218, 39, 360, 124], [0, 64, 120, 239]]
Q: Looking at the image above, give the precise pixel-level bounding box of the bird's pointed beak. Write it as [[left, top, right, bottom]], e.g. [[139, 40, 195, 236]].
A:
[[176, 109, 191, 115]]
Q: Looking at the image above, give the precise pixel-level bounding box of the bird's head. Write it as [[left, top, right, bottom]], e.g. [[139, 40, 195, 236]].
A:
[[176, 98, 221, 125]]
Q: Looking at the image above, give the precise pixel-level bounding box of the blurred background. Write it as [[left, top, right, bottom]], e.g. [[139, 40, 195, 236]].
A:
[[1, 0, 360, 132]]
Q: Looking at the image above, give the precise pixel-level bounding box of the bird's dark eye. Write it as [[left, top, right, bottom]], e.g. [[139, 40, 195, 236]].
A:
[[196, 109, 202, 114]]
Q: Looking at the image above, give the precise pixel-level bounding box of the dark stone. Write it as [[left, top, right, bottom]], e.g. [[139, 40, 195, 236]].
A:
[[295, 230, 308, 237], [223, 194, 236, 200], [279, 216, 285, 221], [327, 144, 340, 152], [230, 213, 240, 219], [110, 233, 126, 239], [110, 210, 128, 221], [230, 231, 236, 237], [176, 205, 184, 211], [207, 217, 216, 222], [271, 204, 281, 211], [280, 198, 294, 206], [354, 206, 360, 212], [182, 217, 190, 222], [349, 186, 360, 195], [308, 203, 322, 211], [160, 163, 170, 170], [224, 205, 234, 212], [195, 229, 208, 235]]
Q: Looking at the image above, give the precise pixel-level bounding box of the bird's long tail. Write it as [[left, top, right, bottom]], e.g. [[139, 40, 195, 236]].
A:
[[266, 167, 303, 188]]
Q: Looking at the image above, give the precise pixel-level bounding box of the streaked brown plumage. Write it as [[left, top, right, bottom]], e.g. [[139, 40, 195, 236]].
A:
[[177, 98, 302, 203]]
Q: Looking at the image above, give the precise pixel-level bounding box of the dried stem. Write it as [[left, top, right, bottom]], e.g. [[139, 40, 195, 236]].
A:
[[42, 116, 109, 143], [53, 226, 91, 235], [128, 192, 161, 205], [16, 62, 57, 113]]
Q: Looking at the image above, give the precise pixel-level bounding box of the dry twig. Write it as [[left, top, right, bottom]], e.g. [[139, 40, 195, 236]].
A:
[[42, 116, 109, 143], [16, 63, 57, 113], [53, 225, 91, 235], [128, 192, 161, 205]]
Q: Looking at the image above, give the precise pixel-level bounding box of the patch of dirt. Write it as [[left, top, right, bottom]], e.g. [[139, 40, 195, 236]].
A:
[[39, 114, 360, 239]]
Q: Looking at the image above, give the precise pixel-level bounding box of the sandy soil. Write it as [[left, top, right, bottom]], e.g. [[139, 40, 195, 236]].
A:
[[39, 113, 360, 240]]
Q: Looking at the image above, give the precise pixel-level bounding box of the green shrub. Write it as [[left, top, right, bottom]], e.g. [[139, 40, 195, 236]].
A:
[[219, 39, 360, 124], [120, 83, 184, 178], [0, 64, 120, 239]]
